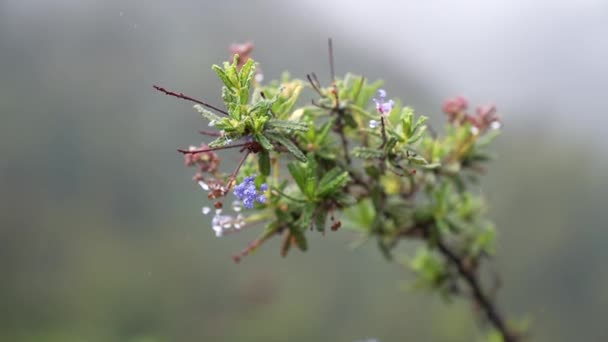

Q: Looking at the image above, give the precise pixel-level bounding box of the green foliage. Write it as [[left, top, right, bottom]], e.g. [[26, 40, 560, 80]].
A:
[[177, 51, 512, 340]]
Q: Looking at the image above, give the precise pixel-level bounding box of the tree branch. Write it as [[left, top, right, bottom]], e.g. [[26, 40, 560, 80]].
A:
[[153, 85, 229, 116], [427, 227, 518, 342]]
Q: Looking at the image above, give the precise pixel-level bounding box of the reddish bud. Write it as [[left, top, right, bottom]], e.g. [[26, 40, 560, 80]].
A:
[[442, 96, 468, 115]]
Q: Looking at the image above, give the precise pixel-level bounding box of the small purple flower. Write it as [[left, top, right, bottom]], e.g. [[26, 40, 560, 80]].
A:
[[233, 176, 267, 209], [373, 89, 395, 116]]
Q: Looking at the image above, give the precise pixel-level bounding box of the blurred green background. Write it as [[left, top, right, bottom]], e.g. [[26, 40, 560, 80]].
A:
[[1, 1, 607, 341]]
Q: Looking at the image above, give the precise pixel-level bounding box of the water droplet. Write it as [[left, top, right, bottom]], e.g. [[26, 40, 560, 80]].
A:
[[198, 181, 210, 191], [232, 200, 242, 212], [212, 225, 223, 237], [369, 120, 378, 129], [490, 121, 502, 130], [202, 206, 211, 215]]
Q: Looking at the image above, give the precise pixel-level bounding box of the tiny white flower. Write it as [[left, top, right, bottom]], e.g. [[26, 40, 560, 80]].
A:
[[470, 126, 480, 135], [208, 120, 216, 127], [369, 120, 379, 129], [201, 206, 211, 215]]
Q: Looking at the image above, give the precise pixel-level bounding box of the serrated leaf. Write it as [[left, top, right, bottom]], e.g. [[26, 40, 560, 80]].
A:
[[318, 167, 343, 189], [266, 119, 309, 132], [317, 170, 350, 198], [207, 135, 232, 147], [212, 64, 236, 88], [254, 133, 273, 151], [239, 58, 256, 88], [266, 132, 307, 162], [352, 147, 384, 159], [193, 104, 223, 124]]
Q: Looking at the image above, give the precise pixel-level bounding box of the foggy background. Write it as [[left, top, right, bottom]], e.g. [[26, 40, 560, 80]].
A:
[[1, 0, 607, 341]]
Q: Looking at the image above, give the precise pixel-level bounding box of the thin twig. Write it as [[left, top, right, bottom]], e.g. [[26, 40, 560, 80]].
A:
[[199, 130, 222, 137], [328, 38, 335, 83], [153, 85, 229, 116], [225, 151, 251, 191], [178, 143, 248, 154], [307, 74, 324, 96]]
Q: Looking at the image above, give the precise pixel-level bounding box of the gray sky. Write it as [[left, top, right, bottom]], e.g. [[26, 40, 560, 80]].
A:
[[292, 0, 608, 143]]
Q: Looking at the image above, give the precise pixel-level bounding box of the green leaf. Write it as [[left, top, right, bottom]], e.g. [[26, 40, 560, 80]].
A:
[[266, 132, 307, 162], [211, 64, 236, 88], [315, 118, 335, 144], [258, 150, 270, 176], [266, 119, 309, 132], [412, 115, 428, 133], [207, 135, 232, 147], [317, 170, 350, 197], [254, 133, 273, 151], [410, 247, 445, 288], [239, 58, 256, 88], [408, 154, 428, 165], [287, 162, 307, 193], [193, 104, 222, 123], [352, 147, 384, 159], [305, 175, 317, 199], [290, 226, 308, 251], [407, 126, 427, 144], [476, 129, 501, 148]]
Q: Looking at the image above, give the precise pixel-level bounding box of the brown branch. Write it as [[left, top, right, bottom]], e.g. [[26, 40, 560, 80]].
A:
[[426, 228, 518, 342], [153, 85, 229, 116]]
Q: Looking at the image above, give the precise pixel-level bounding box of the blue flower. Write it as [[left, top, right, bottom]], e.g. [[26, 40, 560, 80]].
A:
[[373, 89, 394, 116], [233, 176, 267, 209]]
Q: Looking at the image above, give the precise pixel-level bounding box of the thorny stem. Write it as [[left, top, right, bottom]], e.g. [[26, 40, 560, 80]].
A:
[[153, 85, 229, 116]]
